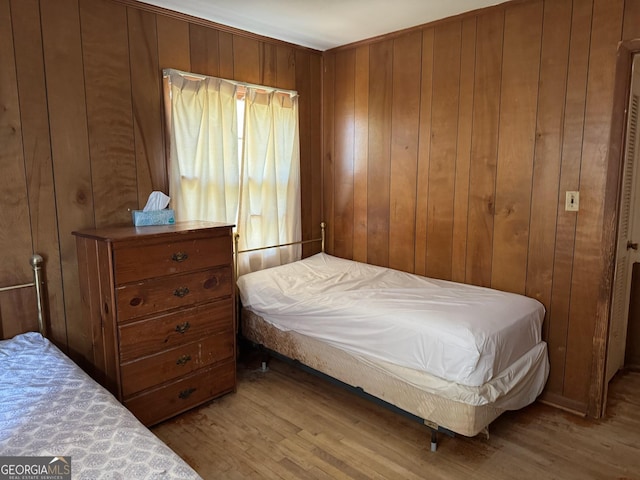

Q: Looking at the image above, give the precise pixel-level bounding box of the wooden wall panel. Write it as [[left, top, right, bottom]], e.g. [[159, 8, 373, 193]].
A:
[[262, 43, 277, 87], [564, 0, 624, 406], [545, 0, 593, 400], [233, 36, 261, 84], [333, 50, 356, 259], [11, 0, 66, 346], [296, 50, 312, 256], [352, 46, 370, 263], [128, 7, 167, 201], [189, 24, 220, 77], [40, 0, 94, 362], [623, 0, 640, 40], [451, 18, 476, 283], [157, 15, 191, 72], [277, 46, 296, 91], [81, 0, 137, 227], [388, 31, 422, 273], [425, 23, 461, 279], [309, 54, 322, 251], [323, 53, 336, 252], [466, 11, 504, 287], [367, 40, 393, 267], [491, 1, 543, 294], [526, 0, 571, 342], [218, 32, 234, 79], [414, 29, 434, 277], [322, 0, 636, 414], [0, 0, 33, 287]]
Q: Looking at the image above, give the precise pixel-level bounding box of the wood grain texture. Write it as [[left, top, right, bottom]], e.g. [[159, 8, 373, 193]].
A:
[[157, 15, 191, 71], [233, 36, 261, 84], [414, 29, 434, 277], [544, 0, 593, 400], [0, 0, 33, 286], [426, 22, 461, 280], [295, 50, 312, 257], [309, 53, 322, 253], [276, 46, 296, 91], [128, 7, 167, 201], [465, 11, 504, 287], [10, 0, 66, 346], [323, 52, 336, 253], [154, 355, 640, 480], [388, 31, 422, 273], [333, 49, 356, 259], [218, 31, 234, 79], [623, 0, 640, 40], [81, 0, 138, 227], [189, 24, 220, 77], [564, 0, 624, 405], [352, 45, 370, 263], [367, 40, 393, 267], [525, 0, 571, 343], [491, 0, 543, 294], [451, 18, 476, 283], [40, 0, 94, 363]]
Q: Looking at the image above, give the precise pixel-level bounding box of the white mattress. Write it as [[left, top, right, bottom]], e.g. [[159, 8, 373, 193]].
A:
[[0, 332, 201, 480], [237, 253, 547, 387]]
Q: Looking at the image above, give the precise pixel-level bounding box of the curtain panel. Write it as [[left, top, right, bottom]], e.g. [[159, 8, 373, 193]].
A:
[[163, 69, 301, 276]]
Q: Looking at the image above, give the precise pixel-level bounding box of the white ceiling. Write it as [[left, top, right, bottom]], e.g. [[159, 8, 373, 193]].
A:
[[139, 0, 507, 51]]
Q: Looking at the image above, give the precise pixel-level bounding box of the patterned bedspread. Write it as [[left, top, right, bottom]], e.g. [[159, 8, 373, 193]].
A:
[[0, 332, 202, 480]]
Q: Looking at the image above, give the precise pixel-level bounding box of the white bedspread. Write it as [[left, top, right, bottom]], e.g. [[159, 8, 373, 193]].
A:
[[237, 253, 546, 387], [0, 332, 201, 480]]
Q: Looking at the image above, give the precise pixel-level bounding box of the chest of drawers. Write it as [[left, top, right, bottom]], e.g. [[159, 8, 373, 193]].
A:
[[73, 221, 236, 426]]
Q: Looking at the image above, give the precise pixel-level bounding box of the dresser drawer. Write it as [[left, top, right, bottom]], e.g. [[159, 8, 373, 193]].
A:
[[119, 299, 233, 361], [113, 233, 232, 285], [120, 331, 234, 397], [125, 361, 236, 426], [116, 266, 232, 321]]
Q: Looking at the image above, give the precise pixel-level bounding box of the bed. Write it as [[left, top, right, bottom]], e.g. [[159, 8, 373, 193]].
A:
[[236, 249, 549, 450], [0, 255, 202, 479]]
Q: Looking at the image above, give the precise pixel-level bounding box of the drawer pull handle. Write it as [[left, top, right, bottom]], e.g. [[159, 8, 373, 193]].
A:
[[178, 387, 196, 399], [175, 322, 191, 334], [176, 354, 192, 366], [172, 252, 189, 262], [173, 287, 190, 298]]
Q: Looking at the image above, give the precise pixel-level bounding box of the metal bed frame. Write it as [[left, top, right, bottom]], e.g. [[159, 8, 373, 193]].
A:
[[0, 254, 46, 337]]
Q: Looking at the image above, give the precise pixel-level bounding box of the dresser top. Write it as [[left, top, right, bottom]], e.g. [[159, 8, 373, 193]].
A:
[[72, 221, 234, 242]]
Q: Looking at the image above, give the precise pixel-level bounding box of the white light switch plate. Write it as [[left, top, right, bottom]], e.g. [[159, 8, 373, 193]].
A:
[[565, 191, 579, 212]]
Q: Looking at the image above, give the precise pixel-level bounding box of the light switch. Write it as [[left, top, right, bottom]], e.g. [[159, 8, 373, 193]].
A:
[[565, 191, 579, 212]]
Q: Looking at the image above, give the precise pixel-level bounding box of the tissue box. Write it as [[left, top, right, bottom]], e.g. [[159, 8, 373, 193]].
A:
[[131, 209, 176, 226]]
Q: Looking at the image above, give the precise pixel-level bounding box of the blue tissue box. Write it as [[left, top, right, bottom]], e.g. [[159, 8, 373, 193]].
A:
[[131, 209, 176, 226]]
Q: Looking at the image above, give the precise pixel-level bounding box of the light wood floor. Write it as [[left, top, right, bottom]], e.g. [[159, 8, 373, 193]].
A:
[[153, 354, 640, 479]]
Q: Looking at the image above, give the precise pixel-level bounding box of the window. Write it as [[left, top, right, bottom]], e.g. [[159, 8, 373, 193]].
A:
[[163, 69, 301, 275]]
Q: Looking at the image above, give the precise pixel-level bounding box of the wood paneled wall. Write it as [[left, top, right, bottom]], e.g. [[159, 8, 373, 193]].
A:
[[322, 0, 639, 415], [0, 0, 322, 368]]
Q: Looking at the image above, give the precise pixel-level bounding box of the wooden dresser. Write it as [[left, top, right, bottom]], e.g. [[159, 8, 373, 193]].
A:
[[73, 221, 236, 426]]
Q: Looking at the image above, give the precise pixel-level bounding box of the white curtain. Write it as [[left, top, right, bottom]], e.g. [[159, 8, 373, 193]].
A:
[[167, 71, 239, 224], [165, 69, 301, 276], [237, 89, 301, 275]]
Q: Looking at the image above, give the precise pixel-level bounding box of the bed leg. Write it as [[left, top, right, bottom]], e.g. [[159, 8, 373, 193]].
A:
[[430, 429, 438, 452]]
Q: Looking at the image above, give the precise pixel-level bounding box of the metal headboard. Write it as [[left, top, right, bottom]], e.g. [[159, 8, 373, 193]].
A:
[[0, 254, 46, 337], [233, 222, 326, 280]]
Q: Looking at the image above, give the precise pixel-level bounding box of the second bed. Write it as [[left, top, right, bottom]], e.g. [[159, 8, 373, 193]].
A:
[[237, 252, 549, 444]]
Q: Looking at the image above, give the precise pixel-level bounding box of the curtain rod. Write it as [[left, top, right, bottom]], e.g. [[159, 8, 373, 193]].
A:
[[163, 68, 298, 97]]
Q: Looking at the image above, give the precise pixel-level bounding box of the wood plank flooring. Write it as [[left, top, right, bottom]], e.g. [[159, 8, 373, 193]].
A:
[[152, 354, 640, 479]]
